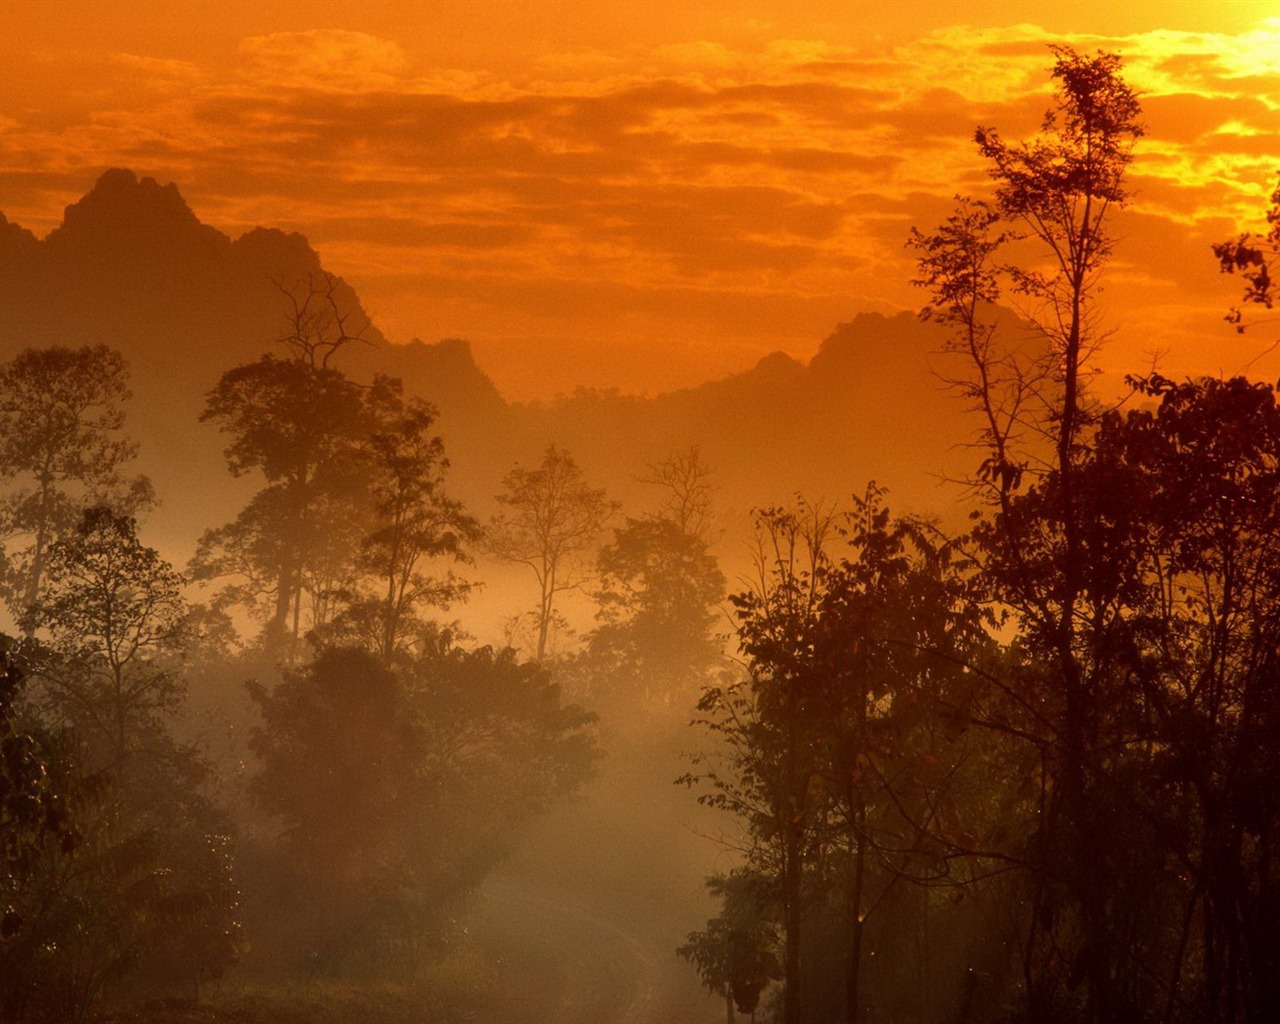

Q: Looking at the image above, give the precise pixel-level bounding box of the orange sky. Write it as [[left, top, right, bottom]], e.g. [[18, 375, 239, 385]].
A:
[[5, 0, 1280, 400]]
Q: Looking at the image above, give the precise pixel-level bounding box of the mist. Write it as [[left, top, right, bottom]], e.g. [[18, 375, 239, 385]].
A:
[[4, 30, 1280, 1024]]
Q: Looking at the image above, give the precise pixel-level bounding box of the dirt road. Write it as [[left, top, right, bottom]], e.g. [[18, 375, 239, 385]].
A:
[[469, 721, 731, 1024]]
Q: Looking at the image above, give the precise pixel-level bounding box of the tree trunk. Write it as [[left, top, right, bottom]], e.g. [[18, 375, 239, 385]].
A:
[[781, 710, 805, 1024], [21, 474, 54, 637], [782, 833, 803, 1024], [847, 790, 867, 1024]]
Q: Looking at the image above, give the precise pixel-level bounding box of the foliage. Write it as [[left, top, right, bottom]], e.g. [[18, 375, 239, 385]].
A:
[[909, 46, 1146, 1024], [247, 637, 599, 971], [679, 868, 781, 1018], [490, 446, 616, 662], [684, 490, 993, 1024], [247, 647, 418, 899], [588, 515, 725, 708], [26, 507, 187, 768], [194, 352, 368, 648], [1068, 375, 1280, 1023], [1214, 174, 1280, 333], [0, 508, 239, 1023], [318, 378, 479, 659], [0, 346, 152, 624], [0, 727, 240, 1023], [196, 282, 476, 661], [0, 642, 78, 944]]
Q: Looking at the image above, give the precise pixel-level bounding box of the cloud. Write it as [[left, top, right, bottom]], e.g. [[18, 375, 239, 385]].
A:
[[3, 17, 1280, 395], [310, 216, 531, 249], [237, 30, 408, 91], [111, 53, 205, 84]]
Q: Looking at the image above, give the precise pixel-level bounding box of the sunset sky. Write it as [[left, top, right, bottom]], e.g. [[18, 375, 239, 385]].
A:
[[5, 1, 1280, 400]]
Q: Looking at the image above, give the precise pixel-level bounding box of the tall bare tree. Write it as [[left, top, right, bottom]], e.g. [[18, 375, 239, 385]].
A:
[[912, 47, 1144, 1023], [195, 274, 370, 653], [490, 446, 615, 662]]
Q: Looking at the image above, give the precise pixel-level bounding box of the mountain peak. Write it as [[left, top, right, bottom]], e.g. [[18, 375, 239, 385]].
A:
[[0, 210, 38, 250], [753, 350, 805, 375], [46, 168, 221, 254]]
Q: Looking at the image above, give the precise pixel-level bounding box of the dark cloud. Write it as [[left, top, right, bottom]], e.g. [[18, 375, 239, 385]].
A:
[[1153, 51, 1227, 83], [1141, 92, 1280, 146], [310, 217, 531, 248]]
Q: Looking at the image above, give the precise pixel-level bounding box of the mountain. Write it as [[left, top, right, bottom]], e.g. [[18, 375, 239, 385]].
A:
[[0, 170, 975, 565], [507, 313, 976, 523], [0, 170, 510, 553]]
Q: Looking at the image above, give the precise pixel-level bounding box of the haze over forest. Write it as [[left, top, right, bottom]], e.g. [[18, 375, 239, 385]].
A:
[[7, 6, 1280, 1024], [0, 165, 977, 546]]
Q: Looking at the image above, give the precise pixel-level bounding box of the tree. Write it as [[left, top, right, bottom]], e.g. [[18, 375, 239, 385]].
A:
[[590, 516, 725, 708], [248, 637, 599, 969], [686, 499, 833, 1024], [197, 275, 478, 661], [0, 725, 238, 1022], [4, 511, 237, 1021], [1078, 375, 1280, 1024], [323, 378, 479, 659], [27, 507, 187, 769], [271, 271, 372, 370], [406, 634, 602, 871], [638, 445, 717, 541], [910, 46, 1144, 1024], [248, 647, 416, 895], [587, 448, 725, 712], [195, 351, 368, 650], [973, 46, 1142, 490], [0, 642, 77, 943], [0, 346, 152, 628], [679, 868, 781, 1024], [684, 492, 991, 1024], [1213, 173, 1280, 338], [490, 446, 615, 661]]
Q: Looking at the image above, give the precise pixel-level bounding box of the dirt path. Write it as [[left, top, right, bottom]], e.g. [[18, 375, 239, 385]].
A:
[[469, 722, 731, 1024], [474, 876, 666, 1023]]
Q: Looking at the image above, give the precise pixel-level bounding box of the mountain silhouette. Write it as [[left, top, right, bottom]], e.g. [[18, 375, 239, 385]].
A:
[[509, 313, 975, 524], [0, 170, 511, 553], [0, 170, 976, 563]]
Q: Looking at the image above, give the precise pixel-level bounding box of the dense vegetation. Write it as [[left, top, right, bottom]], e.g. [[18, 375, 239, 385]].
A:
[[1, 43, 1279, 1024], [678, 47, 1280, 1024]]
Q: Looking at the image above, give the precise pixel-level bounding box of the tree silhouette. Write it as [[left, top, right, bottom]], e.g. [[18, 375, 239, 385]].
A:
[[685, 491, 990, 1024], [0, 346, 152, 630], [248, 637, 599, 968], [586, 447, 725, 712], [1215, 174, 1280, 342], [27, 507, 186, 770], [337, 378, 478, 658], [5, 508, 236, 1019], [0, 643, 77, 941], [195, 274, 375, 653], [1090, 375, 1280, 1023], [490, 446, 615, 662], [195, 351, 367, 650], [911, 46, 1144, 1024]]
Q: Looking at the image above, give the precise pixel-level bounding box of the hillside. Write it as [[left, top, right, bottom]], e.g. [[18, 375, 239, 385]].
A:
[[0, 170, 976, 570]]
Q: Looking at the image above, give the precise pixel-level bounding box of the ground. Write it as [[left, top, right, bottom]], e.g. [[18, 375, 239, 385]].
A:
[[100, 710, 731, 1024]]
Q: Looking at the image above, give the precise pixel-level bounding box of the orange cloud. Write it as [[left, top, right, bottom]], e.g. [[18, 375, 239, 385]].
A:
[[237, 30, 409, 91], [1, 11, 1278, 397]]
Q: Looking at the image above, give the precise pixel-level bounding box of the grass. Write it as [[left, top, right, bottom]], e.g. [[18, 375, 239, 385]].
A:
[[95, 944, 498, 1024]]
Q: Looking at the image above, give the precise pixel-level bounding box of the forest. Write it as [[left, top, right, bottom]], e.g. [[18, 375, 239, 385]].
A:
[[3, 44, 1280, 1024]]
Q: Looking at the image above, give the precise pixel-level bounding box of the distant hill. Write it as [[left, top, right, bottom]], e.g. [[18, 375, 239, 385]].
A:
[[0, 170, 512, 554], [510, 312, 979, 523], [0, 170, 980, 569]]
